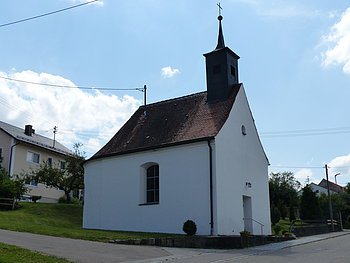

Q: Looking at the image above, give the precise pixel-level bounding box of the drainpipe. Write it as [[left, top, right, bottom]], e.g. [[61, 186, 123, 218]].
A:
[[207, 139, 214, 236], [9, 141, 20, 177]]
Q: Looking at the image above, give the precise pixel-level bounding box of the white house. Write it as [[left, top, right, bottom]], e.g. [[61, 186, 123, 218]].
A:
[[83, 14, 271, 236], [302, 180, 344, 197], [0, 121, 70, 203]]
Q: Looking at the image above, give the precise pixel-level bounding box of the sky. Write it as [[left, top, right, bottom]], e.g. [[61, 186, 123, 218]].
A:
[[0, 0, 350, 186]]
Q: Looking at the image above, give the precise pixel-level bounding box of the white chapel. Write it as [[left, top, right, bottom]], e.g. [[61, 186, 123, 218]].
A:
[[83, 12, 271, 236]]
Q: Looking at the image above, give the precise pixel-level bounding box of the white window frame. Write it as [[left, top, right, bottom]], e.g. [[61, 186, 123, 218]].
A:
[[27, 151, 40, 164], [139, 162, 159, 206]]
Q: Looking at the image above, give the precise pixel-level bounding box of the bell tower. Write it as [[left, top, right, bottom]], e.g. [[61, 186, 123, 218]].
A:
[[204, 5, 240, 102]]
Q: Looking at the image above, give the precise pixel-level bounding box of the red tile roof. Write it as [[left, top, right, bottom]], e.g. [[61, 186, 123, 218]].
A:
[[318, 179, 344, 193], [89, 84, 241, 161]]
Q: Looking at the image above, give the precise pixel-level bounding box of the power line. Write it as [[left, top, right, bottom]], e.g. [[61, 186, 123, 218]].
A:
[[261, 126, 350, 135], [270, 165, 324, 169], [0, 75, 141, 91], [270, 165, 350, 169], [0, 0, 99, 28], [261, 127, 350, 138]]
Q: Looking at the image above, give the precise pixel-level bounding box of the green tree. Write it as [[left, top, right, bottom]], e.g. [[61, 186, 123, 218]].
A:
[[270, 205, 281, 225], [269, 171, 300, 219], [319, 192, 350, 223], [300, 185, 321, 220], [0, 159, 26, 200], [31, 143, 85, 203]]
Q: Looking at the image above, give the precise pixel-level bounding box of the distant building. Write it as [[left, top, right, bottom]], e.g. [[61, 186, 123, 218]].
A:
[[318, 179, 344, 194], [83, 14, 271, 235], [0, 121, 71, 203], [302, 180, 344, 197]]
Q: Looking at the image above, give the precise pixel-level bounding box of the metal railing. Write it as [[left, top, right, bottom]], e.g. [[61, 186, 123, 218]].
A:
[[243, 218, 264, 235]]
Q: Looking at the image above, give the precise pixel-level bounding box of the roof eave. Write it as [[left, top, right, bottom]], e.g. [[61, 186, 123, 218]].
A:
[[85, 136, 215, 164]]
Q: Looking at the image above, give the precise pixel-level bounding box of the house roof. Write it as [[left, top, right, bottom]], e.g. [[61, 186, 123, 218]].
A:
[[90, 84, 241, 161], [0, 121, 71, 155], [318, 179, 344, 193]]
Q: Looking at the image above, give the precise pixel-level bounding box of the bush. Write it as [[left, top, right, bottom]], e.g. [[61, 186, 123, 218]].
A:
[[0, 171, 26, 200], [58, 196, 68, 203], [240, 230, 251, 237], [273, 224, 282, 236], [0, 179, 16, 198], [182, 220, 197, 236], [58, 196, 80, 204]]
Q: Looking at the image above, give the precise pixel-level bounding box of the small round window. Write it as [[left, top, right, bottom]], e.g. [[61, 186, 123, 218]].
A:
[[241, 125, 247, 136]]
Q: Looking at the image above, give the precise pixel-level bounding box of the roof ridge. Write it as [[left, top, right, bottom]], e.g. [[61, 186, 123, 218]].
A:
[[139, 91, 207, 109], [0, 120, 71, 154]]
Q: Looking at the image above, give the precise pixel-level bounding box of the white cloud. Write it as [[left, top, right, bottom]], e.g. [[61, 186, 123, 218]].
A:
[[231, 0, 320, 19], [161, 66, 180, 79], [321, 7, 350, 74], [295, 168, 313, 185], [0, 70, 140, 157], [328, 154, 350, 185], [68, 0, 104, 7]]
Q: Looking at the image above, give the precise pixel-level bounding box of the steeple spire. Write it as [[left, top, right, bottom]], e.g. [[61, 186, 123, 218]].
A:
[[204, 3, 240, 102], [215, 3, 225, 50]]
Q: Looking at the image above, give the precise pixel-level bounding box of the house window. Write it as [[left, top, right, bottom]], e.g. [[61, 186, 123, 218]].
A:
[[146, 165, 159, 204], [47, 157, 53, 167], [27, 151, 40, 164], [60, 161, 66, 170], [25, 174, 38, 187], [29, 180, 38, 187]]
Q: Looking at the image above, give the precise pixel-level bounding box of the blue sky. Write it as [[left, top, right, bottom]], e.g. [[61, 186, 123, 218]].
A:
[[0, 0, 350, 185]]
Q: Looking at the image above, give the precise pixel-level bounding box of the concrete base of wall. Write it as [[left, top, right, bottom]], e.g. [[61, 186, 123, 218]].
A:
[[293, 225, 342, 237], [110, 235, 295, 249]]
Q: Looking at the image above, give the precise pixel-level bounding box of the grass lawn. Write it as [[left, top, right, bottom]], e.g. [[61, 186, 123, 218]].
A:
[[0, 242, 71, 263], [0, 203, 175, 242]]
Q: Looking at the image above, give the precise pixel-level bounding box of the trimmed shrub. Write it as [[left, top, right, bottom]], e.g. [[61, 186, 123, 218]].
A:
[[240, 230, 251, 237], [183, 220, 197, 236]]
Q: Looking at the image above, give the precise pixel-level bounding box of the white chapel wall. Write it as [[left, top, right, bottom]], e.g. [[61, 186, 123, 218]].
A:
[[214, 85, 271, 235], [83, 142, 212, 235]]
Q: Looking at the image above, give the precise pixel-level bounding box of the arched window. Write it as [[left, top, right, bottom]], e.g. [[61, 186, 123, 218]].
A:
[[146, 165, 159, 204]]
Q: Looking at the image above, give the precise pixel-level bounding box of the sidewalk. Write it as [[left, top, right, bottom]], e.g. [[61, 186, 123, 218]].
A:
[[130, 230, 350, 263], [249, 230, 350, 252]]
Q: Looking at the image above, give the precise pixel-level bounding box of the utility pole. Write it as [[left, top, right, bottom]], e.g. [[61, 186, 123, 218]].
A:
[[136, 85, 147, 106], [53, 126, 57, 148], [325, 164, 334, 231]]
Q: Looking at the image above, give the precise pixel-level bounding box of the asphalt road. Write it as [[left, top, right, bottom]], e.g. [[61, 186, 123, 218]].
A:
[[0, 229, 170, 263], [0, 229, 349, 263]]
